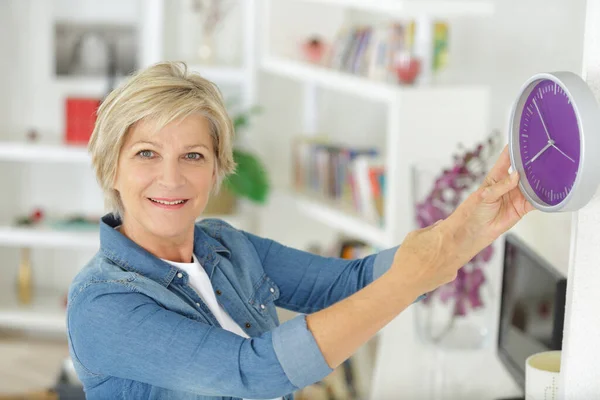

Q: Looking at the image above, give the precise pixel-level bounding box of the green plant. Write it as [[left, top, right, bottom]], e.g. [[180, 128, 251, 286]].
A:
[[223, 105, 270, 204]]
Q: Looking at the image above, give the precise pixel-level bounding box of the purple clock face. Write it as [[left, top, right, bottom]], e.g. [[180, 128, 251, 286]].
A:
[[519, 79, 581, 205]]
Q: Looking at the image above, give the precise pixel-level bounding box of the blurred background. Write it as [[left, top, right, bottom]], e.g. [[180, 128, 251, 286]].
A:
[[0, 0, 586, 399]]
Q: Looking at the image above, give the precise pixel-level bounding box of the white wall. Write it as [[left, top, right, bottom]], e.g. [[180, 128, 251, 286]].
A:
[[478, 0, 585, 278], [560, 0, 600, 396]]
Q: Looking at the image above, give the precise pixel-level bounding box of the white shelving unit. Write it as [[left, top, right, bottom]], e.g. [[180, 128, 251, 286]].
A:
[[262, 56, 401, 102], [0, 0, 259, 336], [0, 142, 89, 163], [259, 0, 494, 397], [0, 225, 99, 249], [261, 0, 493, 249], [0, 287, 67, 333], [143, 0, 258, 110], [0, 213, 248, 251], [284, 189, 389, 247]]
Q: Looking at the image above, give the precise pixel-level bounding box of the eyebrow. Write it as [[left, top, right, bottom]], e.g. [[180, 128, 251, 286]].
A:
[[132, 141, 210, 151]]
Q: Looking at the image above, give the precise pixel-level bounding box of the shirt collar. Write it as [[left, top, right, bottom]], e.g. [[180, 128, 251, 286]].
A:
[[99, 213, 230, 286]]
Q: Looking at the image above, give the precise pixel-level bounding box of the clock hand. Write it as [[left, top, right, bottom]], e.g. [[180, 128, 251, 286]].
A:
[[527, 140, 554, 165], [533, 98, 553, 141], [551, 143, 576, 163]]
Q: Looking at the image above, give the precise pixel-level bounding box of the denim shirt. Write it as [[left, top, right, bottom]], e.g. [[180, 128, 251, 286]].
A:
[[67, 214, 404, 400]]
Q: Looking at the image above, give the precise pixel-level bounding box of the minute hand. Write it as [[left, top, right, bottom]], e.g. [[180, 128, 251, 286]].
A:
[[533, 98, 552, 141]]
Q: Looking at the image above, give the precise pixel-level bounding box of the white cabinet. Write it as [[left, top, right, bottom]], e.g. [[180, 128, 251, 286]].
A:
[[0, 0, 257, 335]]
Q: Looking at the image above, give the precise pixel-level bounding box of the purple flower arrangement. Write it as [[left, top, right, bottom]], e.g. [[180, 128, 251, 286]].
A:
[[415, 132, 501, 317]]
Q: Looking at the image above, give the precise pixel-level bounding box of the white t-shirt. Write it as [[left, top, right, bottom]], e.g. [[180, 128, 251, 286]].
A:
[[162, 254, 283, 400]]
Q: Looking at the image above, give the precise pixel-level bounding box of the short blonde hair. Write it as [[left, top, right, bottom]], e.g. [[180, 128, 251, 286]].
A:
[[88, 61, 236, 218]]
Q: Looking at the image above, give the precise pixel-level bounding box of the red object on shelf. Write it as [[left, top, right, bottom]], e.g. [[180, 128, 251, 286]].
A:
[[301, 37, 326, 64], [65, 97, 101, 145], [395, 57, 422, 85], [31, 208, 44, 223]]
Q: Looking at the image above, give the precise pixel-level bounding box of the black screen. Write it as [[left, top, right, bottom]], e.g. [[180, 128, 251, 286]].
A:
[[497, 234, 567, 389]]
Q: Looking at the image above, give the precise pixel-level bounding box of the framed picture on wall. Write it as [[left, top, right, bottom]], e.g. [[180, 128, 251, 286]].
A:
[[54, 22, 138, 77]]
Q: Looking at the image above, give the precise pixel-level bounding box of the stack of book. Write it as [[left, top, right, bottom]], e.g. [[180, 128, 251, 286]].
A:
[[321, 20, 449, 82], [323, 21, 414, 81], [292, 137, 385, 224]]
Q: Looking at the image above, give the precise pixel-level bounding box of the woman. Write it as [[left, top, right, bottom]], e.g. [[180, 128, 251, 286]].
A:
[[67, 61, 533, 400]]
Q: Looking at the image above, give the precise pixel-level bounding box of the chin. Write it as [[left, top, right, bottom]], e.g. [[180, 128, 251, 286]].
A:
[[144, 211, 196, 237]]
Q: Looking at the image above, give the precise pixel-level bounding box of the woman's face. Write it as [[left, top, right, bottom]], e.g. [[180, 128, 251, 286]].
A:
[[113, 114, 216, 241]]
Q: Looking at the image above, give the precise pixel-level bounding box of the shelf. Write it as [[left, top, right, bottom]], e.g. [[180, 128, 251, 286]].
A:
[[262, 56, 487, 104], [0, 225, 100, 249], [282, 189, 391, 248], [54, 76, 129, 96], [0, 142, 90, 163], [262, 56, 400, 102], [188, 65, 248, 84], [287, 0, 494, 17], [0, 213, 247, 249], [0, 287, 67, 333]]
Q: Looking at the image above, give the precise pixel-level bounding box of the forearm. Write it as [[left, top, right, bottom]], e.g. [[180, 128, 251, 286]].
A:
[[305, 268, 421, 369], [305, 211, 467, 370]]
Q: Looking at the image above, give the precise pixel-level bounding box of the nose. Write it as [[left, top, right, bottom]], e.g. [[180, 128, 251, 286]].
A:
[[157, 158, 186, 189]]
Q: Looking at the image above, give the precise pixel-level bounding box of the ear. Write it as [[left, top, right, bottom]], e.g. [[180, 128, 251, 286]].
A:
[[212, 160, 218, 186], [112, 170, 120, 191]]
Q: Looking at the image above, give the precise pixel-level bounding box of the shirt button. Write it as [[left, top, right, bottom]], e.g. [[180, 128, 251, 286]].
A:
[[196, 303, 200, 307], [260, 304, 265, 310], [177, 272, 183, 279], [245, 322, 251, 329], [215, 290, 222, 296], [269, 288, 275, 293]]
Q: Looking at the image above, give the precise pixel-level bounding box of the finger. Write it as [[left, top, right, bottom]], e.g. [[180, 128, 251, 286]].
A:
[[484, 146, 512, 185], [481, 170, 519, 203]]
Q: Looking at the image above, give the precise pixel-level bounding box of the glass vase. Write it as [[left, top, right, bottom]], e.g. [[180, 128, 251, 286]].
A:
[[414, 265, 494, 350], [411, 161, 494, 350]]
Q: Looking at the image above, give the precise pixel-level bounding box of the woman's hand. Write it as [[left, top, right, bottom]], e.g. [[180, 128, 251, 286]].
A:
[[389, 146, 535, 295], [448, 145, 535, 252]]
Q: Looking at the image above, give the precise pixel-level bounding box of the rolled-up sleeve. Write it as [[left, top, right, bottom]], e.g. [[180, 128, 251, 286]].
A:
[[272, 314, 333, 388], [67, 281, 331, 399], [372, 245, 399, 281]]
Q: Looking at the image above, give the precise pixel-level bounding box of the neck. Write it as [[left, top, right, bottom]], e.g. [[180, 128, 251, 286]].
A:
[[118, 216, 194, 263]]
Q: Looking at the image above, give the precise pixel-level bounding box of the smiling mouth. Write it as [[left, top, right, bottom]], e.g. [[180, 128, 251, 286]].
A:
[[148, 198, 189, 206]]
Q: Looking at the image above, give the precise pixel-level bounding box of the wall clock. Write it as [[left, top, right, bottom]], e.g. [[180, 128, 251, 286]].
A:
[[509, 72, 600, 212]]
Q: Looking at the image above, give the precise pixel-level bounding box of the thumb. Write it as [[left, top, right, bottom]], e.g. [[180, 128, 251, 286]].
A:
[[481, 171, 519, 203]]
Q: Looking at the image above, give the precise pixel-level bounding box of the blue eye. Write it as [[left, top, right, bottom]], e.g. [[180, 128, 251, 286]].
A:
[[138, 150, 154, 158], [186, 152, 204, 160]]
